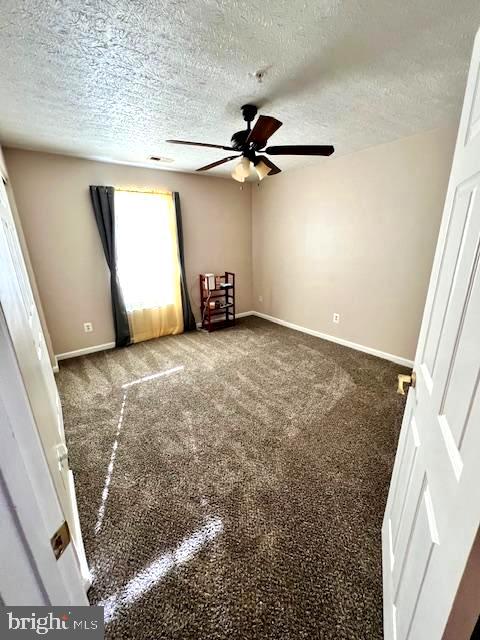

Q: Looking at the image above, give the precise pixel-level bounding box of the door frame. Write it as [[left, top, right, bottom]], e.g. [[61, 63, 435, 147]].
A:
[[0, 303, 88, 604]]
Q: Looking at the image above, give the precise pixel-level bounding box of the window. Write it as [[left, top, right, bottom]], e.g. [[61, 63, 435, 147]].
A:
[[114, 190, 179, 311]]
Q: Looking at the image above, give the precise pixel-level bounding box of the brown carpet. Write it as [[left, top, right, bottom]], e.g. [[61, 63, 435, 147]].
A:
[[57, 317, 407, 639]]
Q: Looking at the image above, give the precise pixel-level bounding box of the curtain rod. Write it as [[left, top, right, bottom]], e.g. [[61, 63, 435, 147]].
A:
[[115, 187, 173, 196]]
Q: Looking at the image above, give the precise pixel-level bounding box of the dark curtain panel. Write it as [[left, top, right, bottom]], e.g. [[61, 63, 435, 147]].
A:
[[173, 192, 196, 331], [89, 186, 131, 347]]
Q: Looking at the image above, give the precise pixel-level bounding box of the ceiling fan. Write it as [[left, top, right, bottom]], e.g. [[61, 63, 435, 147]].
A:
[[166, 104, 334, 182]]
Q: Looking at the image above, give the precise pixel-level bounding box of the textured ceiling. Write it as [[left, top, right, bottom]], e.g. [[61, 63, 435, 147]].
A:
[[0, 0, 479, 176]]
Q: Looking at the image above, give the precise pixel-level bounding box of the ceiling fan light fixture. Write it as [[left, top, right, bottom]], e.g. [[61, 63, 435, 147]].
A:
[[237, 157, 251, 179], [231, 157, 251, 182], [255, 160, 271, 181], [231, 163, 245, 182]]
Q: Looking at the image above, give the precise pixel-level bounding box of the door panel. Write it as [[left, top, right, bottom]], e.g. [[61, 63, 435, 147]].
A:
[[389, 415, 420, 564], [383, 28, 480, 640], [0, 305, 87, 605], [441, 255, 480, 450], [394, 478, 439, 640], [422, 184, 475, 379]]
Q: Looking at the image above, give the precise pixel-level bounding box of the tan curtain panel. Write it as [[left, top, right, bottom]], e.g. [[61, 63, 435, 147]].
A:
[[115, 190, 184, 343], [127, 303, 183, 343]]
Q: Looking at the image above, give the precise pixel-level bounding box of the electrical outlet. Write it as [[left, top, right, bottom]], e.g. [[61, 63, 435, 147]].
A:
[[258, 295, 263, 303], [333, 313, 340, 324], [83, 322, 93, 333]]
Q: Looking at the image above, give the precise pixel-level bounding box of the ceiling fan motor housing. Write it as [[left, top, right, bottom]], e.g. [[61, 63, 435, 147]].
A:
[[232, 105, 259, 151], [241, 104, 258, 123]]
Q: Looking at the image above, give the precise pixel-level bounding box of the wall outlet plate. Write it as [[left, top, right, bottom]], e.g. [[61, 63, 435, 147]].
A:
[[83, 322, 93, 333], [333, 313, 340, 324], [258, 295, 263, 303]]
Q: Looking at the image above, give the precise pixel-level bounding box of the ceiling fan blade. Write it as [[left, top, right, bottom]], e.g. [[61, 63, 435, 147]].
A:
[[265, 145, 334, 156], [196, 155, 240, 172], [166, 139, 234, 151], [256, 155, 281, 175], [246, 115, 283, 148]]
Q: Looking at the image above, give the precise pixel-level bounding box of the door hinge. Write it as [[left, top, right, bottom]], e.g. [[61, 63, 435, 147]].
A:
[[55, 442, 69, 471], [51, 520, 70, 560]]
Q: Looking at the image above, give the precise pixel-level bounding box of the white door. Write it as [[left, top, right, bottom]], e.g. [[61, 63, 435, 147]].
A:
[[0, 176, 90, 588], [0, 304, 87, 605], [382, 29, 480, 640]]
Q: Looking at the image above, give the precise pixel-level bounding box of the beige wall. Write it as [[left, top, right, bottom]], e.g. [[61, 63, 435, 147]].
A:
[[4, 149, 252, 355], [252, 125, 457, 361], [6, 124, 456, 361]]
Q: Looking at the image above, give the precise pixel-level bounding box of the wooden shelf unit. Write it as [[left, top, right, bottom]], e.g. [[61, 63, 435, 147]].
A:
[[199, 272, 235, 332]]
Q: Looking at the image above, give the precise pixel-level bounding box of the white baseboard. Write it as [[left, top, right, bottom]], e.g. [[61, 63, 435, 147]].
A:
[[52, 362, 59, 374], [251, 311, 414, 368], [57, 315, 255, 357], [56, 342, 116, 362]]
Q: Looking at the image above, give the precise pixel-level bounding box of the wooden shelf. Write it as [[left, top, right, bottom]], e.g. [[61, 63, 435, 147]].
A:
[[204, 318, 235, 331], [199, 272, 235, 332], [208, 306, 232, 317]]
